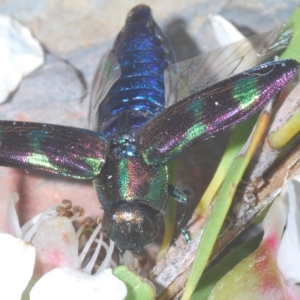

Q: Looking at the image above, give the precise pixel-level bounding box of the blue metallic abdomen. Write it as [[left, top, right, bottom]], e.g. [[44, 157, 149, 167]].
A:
[[96, 5, 174, 135]]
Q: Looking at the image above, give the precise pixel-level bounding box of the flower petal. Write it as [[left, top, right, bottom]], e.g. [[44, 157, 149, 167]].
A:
[[207, 243, 287, 300], [0, 15, 44, 102], [2, 193, 22, 238], [262, 192, 288, 254], [30, 267, 127, 300], [0, 233, 35, 300], [277, 176, 300, 284], [209, 14, 244, 46], [31, 216, 80, 275]]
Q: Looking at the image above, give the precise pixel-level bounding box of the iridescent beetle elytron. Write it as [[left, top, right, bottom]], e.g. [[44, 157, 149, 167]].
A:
[[0, 5, 298, 253]]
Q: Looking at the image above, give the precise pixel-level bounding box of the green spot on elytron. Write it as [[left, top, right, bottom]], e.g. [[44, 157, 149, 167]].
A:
[[83, 157, 103, 176], [233, 77, 259, 110], [30, 131, 48, 145], [184, 123, 206, 147], [27, 154, 83, 179], [184, 99, 203, 119], [27, 153, 58, 171]]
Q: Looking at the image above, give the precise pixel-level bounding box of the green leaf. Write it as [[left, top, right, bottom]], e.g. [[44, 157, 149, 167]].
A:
[[113, 266, 155, 300], [280, 7, 300, 62], [191, 234, 262, 300]]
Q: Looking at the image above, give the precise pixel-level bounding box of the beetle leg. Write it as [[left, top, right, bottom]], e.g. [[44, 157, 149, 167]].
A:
[[168, 185, 191, 243], [116, 246, 125, 257]]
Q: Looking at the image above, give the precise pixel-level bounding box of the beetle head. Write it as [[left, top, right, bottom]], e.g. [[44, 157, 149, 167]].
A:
[[102, 201, 160, 252]]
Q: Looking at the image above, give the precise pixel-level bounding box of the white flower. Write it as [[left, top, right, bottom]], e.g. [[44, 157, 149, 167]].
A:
[[276, 175, 300, 291], [208, 175, 300, 300], [0, 233, 35, 300], [30, 268, 126, 300], [0, 194, 132, 300], [0, 15, 44, 103]]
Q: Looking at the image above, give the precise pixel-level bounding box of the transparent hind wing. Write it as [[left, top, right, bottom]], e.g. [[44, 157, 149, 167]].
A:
[[165, 24, 293, 107], [89, 51, 121, 130]]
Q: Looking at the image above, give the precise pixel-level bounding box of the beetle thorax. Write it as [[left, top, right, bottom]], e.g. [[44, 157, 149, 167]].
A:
[[112, 132, 137, 157]]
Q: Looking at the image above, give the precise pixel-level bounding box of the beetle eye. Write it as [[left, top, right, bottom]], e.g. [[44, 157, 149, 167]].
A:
[[102, 201, 160, 252]]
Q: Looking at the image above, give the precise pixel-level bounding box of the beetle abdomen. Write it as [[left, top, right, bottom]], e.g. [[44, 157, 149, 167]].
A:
[[97, 5, 174, 134]]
